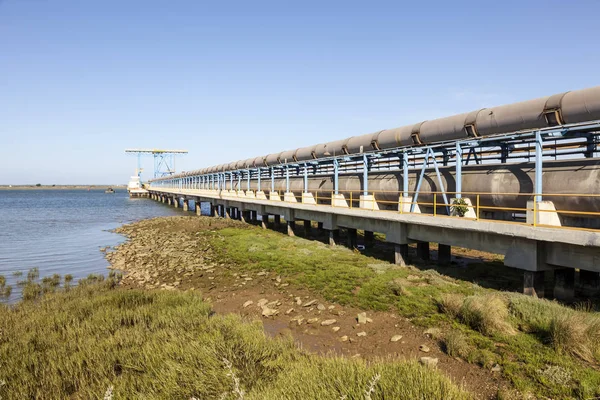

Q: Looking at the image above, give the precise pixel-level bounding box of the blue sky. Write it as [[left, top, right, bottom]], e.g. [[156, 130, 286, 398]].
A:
[[1, 0, 599, 184]]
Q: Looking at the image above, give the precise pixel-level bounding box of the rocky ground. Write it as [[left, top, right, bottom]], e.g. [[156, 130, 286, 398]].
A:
[[106, 216, 510, 399]]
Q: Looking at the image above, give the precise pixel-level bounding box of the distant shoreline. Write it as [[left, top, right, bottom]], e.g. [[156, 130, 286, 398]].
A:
[[0, 185, 127, 190]]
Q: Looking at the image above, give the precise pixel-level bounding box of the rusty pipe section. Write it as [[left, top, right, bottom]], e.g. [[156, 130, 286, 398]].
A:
[[169, 86, 600, 178]]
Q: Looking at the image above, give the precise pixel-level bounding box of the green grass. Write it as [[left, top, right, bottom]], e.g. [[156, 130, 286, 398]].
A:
[[0, 282, 469, 400], [200, 223, 600, 399]]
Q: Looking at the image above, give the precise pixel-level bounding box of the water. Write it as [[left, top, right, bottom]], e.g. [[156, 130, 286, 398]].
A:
[[0, 189, 180, 302]]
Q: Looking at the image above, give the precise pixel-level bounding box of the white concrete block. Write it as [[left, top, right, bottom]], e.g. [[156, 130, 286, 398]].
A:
[[399, 196, 421, 213], [331, 194, 349, 208], [526, 201, 561, 227], [269, 192, 281, 202], [256, 191, 267, 200], [283, 192, 298, 203], [359, 194, 379, 210], [301, 192, 317, 205], [245, 191, 256, 199]]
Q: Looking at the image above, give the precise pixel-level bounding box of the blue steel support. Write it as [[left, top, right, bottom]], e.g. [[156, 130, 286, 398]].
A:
[[257, 168, 261, 191], [535, 130, 543, 203], [303, 163, 308, 192], [271, 167, 275, 192], [412, 147, 450, 214], [286, 165, 290, 193], [403, 151, 409, 198], [455, 142, 463, 199], [363, 154, 369, 196], [333, 159, 339, 195], [247, 170, 251, 191]]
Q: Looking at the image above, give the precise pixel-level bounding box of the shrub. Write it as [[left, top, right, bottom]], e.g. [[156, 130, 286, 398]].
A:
[[548, 312, 600, 362], [442, 331, 471, 359], [458, 295, 514, 336], [438, 293, 464, 318]]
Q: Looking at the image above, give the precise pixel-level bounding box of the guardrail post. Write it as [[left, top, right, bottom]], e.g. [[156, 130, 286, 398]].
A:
[[535, 130, 543, 203]]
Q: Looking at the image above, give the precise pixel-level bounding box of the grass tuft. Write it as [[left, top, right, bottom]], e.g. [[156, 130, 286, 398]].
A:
[[458, 294, 515, 337], [548, 312, 600, 362], [438, 293, 464, 318]]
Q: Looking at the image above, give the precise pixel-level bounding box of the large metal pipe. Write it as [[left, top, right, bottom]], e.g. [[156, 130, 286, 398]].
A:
[[229, 159, 600, 215], [172, 86, 600, 176]]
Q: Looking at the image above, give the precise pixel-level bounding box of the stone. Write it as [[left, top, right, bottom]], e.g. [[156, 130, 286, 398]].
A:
[[419, 357, 438, 368], [321, 319, 337, 326], [366, 318, 373, 323], [307, 318, 319, 324], [243, 300, 254, 308], [328, 305, 335, 310], [340, 335, 349, 342], [285, 308, 295, 315], [491, 364, 502, 373], [303, 299, 318, 307], [257, 271, 267, 276], [390, 335, 403, 342], [332, 327, 341, 332], [295, 297, 302, 305], [357, 312, 367, 324], [262, 307, 278, 317], [244, 277, 253, 281], [257, 298, 269, 307], [317, 304, 326, 311], [357, 331, 367, 337], [424, 328, 441, 338], [419, 345, 431, 353]]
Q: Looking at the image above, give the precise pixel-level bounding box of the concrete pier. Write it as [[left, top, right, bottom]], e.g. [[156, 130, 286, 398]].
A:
[[303, 220, 311, 236], [417, 242, 430, 261], [329, 229, 340, 246], [274, 215, 281, 229], [394, 244, 409, 266], [554, 268, 575, 302], [287, 220, 296, 237], [261, 215, 269, 229], [579, 270, 600, 296], [438, 244, 451, 264], [523, 271, 545, 298], [364, 230, 375, 248], [347, 228, 358, 249], [195, 202, 202, 216], [183, 199, 189, 212]]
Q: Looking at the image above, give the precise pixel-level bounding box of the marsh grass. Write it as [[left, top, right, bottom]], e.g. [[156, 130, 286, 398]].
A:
[[198, 223, 600, 398], [0, 282, 469, 400]]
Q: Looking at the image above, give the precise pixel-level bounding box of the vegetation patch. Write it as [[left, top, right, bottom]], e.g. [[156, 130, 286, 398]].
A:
[[0, 281, 469, 400]]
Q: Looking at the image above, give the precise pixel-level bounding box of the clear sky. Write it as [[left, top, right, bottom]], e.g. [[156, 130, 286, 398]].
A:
[[1, 0, 599, 184]]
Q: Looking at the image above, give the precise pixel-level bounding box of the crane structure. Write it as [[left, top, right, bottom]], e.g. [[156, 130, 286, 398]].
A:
[[125, 149, 188, 179]]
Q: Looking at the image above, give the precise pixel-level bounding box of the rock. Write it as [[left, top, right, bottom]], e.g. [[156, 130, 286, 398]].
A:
[[357, 331, 367, 337], [328, 305, 335, 310], [390, 335, 403, 342], [295, 297, 302, 305], [424, 328, 441, 338], [276, 276, 282, 283], [491, 364, 502, 373], [307, 318, 319, 324], [285, 308, 295, 315], [332, 326, 341, 332], [261, 307, 278, 317], [317, 304, 326, 311], [244, 277, 253, 281], [257, 271, 267, 276], [257, 298, 269, 307], [303, 299, 318, 307], [340, 335, 349, 342], [243, 300, 254, 308], [357, 312, 367, 324], [366, 317, 373, 323], [321, 319, 337, 326], [296, 318, 304, 325], [419, 357, 438, 368], [419, 345, 431, 353]]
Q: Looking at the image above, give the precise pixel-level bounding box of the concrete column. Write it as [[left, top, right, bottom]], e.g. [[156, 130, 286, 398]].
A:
[[523, 271, 545, 298], [174, 198, 179, 208], [554, 268, 575, 302], [195, 202, 202, 216], [183, 199, 189, 212], [329, 230, 340, 246], [303, 220, 311, 236], [579, 270, 600, 296], [261, 215, 269, 229], [394, 244, 409, 266], [417, 242, 430, 261], [317, 222, 324, 231], [347, 228, 358, 249], [287, 220, 296, 237], [225, 207, 231, 219], [274, 215, 281, 229], [209, 203, 215, 217], [251, 211, 257, 223], [364, 231, 375, 248], [438, 244, 451, 264]]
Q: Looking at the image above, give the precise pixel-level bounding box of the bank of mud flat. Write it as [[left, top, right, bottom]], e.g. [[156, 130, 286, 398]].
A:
[[107, 216, 600, 400]]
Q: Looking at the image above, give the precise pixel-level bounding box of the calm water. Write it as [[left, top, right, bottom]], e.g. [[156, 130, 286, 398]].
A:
[[0, 189, 180, 302]]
